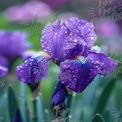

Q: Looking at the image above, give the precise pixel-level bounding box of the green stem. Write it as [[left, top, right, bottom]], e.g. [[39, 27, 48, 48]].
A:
[[32, 97, 39, 122], [65, 93, 73, 121]]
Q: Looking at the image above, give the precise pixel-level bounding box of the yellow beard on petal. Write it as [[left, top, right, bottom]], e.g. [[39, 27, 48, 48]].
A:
[[38, 51, 51, 58], [75, 55, 87, 64]]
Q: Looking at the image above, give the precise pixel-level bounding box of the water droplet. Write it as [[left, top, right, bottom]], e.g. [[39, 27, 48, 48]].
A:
[[73, 93, 76, 97], [73, 39, 78, 42]]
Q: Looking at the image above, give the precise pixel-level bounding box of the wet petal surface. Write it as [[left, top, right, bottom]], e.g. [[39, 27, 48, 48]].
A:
[[51, 82, 68, 108], [41, 17, 96, 63], [59, 58, 100, 93], [88, 47, 118, 75], [16, 53, 50, 83]]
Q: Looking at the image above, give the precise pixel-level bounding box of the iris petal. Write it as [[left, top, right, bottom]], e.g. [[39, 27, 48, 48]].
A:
[[16, 53, 50, 83], [59, 58, 100, 93], [41, 17, 95, 63], [51, 82, 68, 108], [65, 17, 97, 48], [88, 47, 118, 75]]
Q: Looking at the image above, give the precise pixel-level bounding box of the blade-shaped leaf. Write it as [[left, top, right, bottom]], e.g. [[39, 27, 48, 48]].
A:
[[94, 78, 116, 114], [19, 82, 31, 122], [8, 86, 20, 122], [0, 87, 9, 122], [25, 85, 33, 111], [37, 96, 44, 122]]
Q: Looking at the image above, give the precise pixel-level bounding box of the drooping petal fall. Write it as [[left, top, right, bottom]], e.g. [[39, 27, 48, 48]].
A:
[[58, 57, 102, 93], [88, 47, 118, 75], [59, 48, 118, 93]]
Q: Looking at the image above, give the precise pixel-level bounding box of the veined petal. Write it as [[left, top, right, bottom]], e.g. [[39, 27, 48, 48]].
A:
[[58, 58, 101, 93], [40, 17, 95, 63], [65, 17, 97, 48], [88, 47, 118, 75], [0, 65, 8, 77], [16, 53, 50, 83], [51, 82, 68, 108]]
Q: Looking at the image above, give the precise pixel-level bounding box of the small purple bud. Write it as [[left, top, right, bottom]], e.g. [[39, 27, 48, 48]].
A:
[[51, 82, 68, 117]]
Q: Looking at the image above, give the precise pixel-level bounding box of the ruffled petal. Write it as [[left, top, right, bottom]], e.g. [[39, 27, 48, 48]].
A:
[[65, 17, 97, 48], [88, 47, 118, 75], [58, 58, 101, 93], [51, 82, 68, 108], [16, 53, 50, 83], [0, 65, 8, 77], [41, 17, 95, 63]]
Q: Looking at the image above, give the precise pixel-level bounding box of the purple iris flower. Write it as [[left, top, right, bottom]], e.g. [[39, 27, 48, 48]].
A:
[[0, 30, 31, 76], [96, 21, 122, 53], [96, 21, 120, 37], [0, 31, 31, 60], [58, 48, 118, 93], [4, 1, 52, 23], [16, 52, 50, 83], [16, 17, 118, 108], [40, 17, 118, 93], [41, 17, 96, 64]]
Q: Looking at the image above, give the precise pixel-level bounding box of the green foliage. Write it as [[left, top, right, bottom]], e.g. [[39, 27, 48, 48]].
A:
[[0, 87, 9, 122], [8, 86, 20, 122], [94, 78, 116, 114]]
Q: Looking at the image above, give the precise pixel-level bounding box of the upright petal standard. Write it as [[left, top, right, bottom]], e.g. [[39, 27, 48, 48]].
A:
[[41, 17, 96, 64]]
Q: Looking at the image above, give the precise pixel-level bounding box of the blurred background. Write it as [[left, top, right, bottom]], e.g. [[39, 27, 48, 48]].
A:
[[0, 0, 122, 122]]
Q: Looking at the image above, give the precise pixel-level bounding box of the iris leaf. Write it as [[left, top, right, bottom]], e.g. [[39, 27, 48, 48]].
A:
[[8, 86, 20, 122], [94, 78, 116, 114]]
